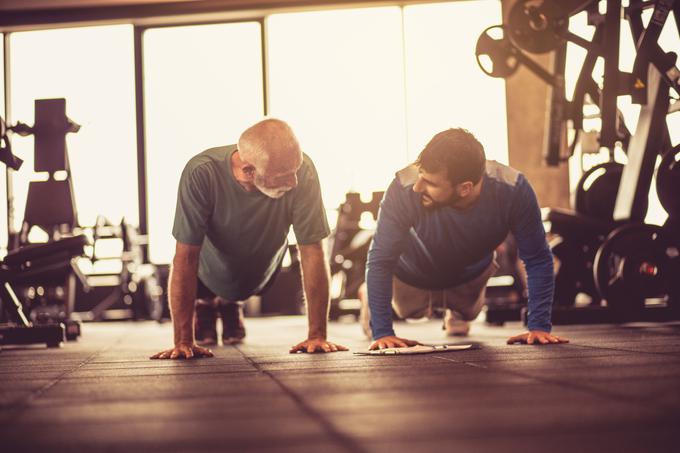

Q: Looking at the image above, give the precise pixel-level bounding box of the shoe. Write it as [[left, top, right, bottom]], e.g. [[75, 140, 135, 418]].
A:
[[444, 309, 470, 336], [219, 301, 246, 345], [358, 284, 372, 340], [194, 300, 218, 346]]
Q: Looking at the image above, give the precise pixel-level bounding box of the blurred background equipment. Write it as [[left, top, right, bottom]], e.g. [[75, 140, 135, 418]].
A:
[[1, 99, 87, 342], [478, 0, 680, 325], [328, 192, 382, 321], [0, 106, 79, 347], [0, 99, 166, 350]]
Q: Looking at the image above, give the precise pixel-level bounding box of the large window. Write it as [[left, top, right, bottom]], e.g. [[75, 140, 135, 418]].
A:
[[403, 1, 508, 163], [9, 25, 137, 233], [4, 2, 512, 263], [143, 22, 264, 263], [267, 7, 409, 210], [267, 3, 509, 213]]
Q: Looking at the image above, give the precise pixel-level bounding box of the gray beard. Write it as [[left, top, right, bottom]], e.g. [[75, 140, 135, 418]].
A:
[[254, 178, 291, 199]]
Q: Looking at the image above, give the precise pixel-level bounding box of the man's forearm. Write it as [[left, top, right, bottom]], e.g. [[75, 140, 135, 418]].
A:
[[168, 256, 200, 345], [365, 263, 396, 340], [298, 241, 330, 339], [524, 252, 554, 332]]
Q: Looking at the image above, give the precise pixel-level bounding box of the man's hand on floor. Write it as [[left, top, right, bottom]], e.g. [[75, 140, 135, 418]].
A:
[[507, 331, 569, 345], [369, 335, 421, 350], [289, 338, 349, 353], [150, 344, 214, 359]]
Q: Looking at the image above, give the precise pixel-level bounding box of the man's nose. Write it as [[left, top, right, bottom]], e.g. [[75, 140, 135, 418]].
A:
[[413, 178, 423, 193]]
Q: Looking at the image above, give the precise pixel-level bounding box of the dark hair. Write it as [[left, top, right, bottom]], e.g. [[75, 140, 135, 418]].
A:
[[415, 128, 486, 185]]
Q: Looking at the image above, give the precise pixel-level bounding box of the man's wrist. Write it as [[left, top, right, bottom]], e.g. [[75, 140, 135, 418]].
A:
[[307, 329, 327, 340], [372, 329, 396, 341], [174, 329, 194, 346]]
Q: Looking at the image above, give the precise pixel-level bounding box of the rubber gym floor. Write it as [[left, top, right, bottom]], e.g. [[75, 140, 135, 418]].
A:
[[1, 317, 679, 453]]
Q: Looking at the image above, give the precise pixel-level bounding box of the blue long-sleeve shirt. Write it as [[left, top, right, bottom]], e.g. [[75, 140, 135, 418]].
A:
[[366, 160, 554, 340]]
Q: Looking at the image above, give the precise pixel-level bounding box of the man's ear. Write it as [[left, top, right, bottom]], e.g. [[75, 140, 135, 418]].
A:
[[242, 164, 256, 180], [458, 181, 474, 197]]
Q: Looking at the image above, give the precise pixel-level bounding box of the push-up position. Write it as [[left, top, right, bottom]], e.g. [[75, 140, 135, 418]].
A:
[[152, 119, 346, 359], [361, 128, 568, 349]]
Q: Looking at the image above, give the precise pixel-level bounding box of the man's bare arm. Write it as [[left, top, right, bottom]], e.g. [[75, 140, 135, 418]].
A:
[[170, 242, 201, 345], [150, 242, 214, 359], [289, 240, 348, 353]]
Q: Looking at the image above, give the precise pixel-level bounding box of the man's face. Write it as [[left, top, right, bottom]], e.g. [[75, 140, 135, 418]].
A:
[[412, 167, 461, 209], [250, 154, 303, 199]]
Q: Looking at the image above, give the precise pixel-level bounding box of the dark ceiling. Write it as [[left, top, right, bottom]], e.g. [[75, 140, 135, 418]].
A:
[[0, 0, 419, 30]]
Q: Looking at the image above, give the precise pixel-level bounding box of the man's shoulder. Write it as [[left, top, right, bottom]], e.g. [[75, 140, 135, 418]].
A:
[[185, 145, 236, 172], [485, 160, 523, 188], [396, 164, 418, 188], [302, 152, 313, 162], [300, 152, 316, 171]]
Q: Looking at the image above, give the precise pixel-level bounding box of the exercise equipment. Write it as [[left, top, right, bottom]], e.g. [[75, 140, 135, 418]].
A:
[[0, 100, 88, 345], [476, 26, 521, 79], [656, 145, 680, 221], [0, 110, 82, 348], [0, 116, 23, 171], [574, 162, 627, 221], [505, 0, 582, 54], [3, 98, 164, 326], [478, 0, 680, 325], [328, 192, 382, 320], [594, 223, 679, 319], [74, 216, 164, 321], [2, 236, 88, 343]]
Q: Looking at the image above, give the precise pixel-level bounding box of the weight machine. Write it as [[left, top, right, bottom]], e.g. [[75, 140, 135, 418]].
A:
[[476, 0, 680, 323], [0, 98, 165, 349]]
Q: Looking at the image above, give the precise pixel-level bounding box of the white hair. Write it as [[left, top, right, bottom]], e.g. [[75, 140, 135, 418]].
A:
[[238, 118, 301, 171]]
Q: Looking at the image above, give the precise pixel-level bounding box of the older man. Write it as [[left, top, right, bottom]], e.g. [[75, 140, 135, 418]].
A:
[[152, 119, 347, 359]]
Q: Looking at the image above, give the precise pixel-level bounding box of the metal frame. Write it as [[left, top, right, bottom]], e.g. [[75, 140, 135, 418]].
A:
[[259, 17, 270, 116], [0, 0, 428, 30], [133, 26, 149, 262], [3, 33, 16, 251]]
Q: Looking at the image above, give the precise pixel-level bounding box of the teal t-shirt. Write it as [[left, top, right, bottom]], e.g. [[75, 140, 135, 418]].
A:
[[172, 145, 330, 301]]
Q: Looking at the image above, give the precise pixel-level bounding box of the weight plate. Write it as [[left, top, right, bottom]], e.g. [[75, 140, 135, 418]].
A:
[[507, 0, 568, 54], [593, 224, 679, 316], [574, 162, 623, 221], [476, 26, 520, 79], [656, 145, 680, 218]]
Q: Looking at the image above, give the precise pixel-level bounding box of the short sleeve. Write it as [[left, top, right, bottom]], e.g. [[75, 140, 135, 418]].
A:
[[172, 162, 214, 245], [291, 156, 330, 245]]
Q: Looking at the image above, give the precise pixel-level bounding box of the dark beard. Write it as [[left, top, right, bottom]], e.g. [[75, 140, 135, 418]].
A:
[[420, 192, 462, 210]]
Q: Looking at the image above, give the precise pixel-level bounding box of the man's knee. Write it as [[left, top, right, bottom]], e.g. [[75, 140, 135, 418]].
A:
[[392, 279, 431, 319], [393, 303, 430, 320], [195, 297, 217, 307]]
